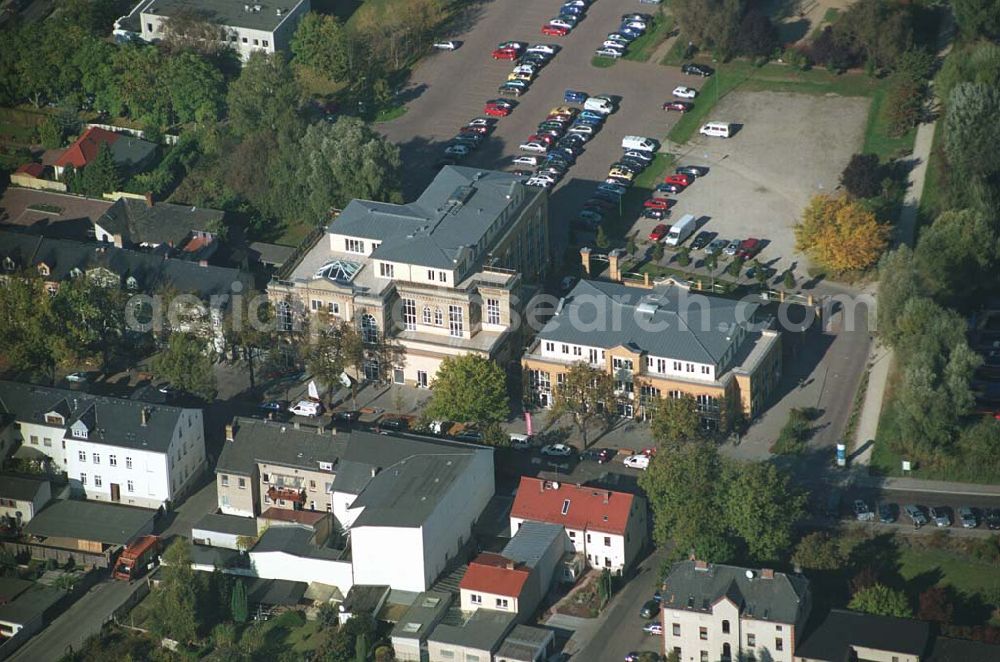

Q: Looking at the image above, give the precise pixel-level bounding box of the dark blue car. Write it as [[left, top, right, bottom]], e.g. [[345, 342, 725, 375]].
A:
[[564, 89, 588, 104]]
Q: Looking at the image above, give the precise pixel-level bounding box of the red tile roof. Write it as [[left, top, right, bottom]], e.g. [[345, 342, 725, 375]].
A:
[[459, 553, 531, 598], [54, 127, 121, 169], [510, 477, 634, 535], [15, 163, 45, 178]]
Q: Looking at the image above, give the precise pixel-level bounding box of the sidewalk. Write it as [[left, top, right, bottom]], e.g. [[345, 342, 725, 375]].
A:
[[854, 474, 1000, 497]]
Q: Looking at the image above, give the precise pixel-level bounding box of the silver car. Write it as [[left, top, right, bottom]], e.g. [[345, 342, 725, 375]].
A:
[[904, 504, 928, 528], [958, 507, 977, 528], [929, 506, 951, 527], [705, 238, 728, 255], [854, 500, 874, 522], [723, 239, 741, 256]]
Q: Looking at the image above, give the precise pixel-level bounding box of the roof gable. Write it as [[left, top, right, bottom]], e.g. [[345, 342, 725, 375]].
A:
[[54, 127, 120, 169], [459, 553, 531, 598], [510, 477, 634, 535]]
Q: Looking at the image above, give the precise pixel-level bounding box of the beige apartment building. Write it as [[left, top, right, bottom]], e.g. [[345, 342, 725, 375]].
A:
[[268, 166, 549, 387], [522, 262, 782, 428]]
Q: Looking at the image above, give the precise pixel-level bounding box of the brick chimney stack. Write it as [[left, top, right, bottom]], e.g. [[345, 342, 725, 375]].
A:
[[144, 191, 154, 207], [225, 423, 234, 442], [608, 248, 624, 282], [580, 247, 591, 276]]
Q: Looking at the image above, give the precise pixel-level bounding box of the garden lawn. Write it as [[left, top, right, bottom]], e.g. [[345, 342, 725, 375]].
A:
[[591, 56, 619, 68], [899, 546, 1000, 599], [623, 14, 674, 63]]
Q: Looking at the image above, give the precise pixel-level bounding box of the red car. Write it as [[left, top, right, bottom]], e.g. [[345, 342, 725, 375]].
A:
[[460, 125, 489, 135], [527, 133, 554, 146], [663, 173, 691, 187], [484, 104, 512, 117], [492, 48, 519, 60], [737, 237, 761, 259], [663, 101, 694, 112], [643, 198, 672, 210], [648, 224, 670, 241], [541, 24, 569, 36]]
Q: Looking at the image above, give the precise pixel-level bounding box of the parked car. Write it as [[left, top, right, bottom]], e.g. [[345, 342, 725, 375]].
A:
[[624, 454, 650, 470], [541, 443, 574, 457], [737, 238, 761, 259], [519, 141, 548, 153], [598, 182, 627, 196], [854, 500, 875, 522], [433, 40, 459, 50], [987, 508, 1000, 530], [664, 173, 691, 187], [723, 239, 741, 256], [672, 86, 698, 99], [549, 17, 575, 29], [456, 429, 483, 442], [691, 231, 715, 250], [681, 63, 715, 76], [527, 43, 557, 54], [958, 507, 978, 528], [904, 504, 928, 528], [542, 24, 570, 36], [643, 622, 663, 635], [929, 506, 951, 527], [642, 209, 667, 220], [595, 47, 624, 58], [380, 416, 409, 431], [625, 653, 660, 662], [657, 182, 683, 194], [878, 503, 896, 523], [663, 100, 694, 113], [258, 400, 288, 413], [66, 372, 90, 383], [639, 600, 658, 618], [288, 400, 322, 417], [676, 165, 709, 177], [644, 198, 671, 211], [564, 89, 588, 103], [513, 155, 540, 166], [497, 40, 525, 51], [582, 448, 614, 463], [579, 209, 603, 224], [705, 238, 728, 255], [492, 48, 519, 60]]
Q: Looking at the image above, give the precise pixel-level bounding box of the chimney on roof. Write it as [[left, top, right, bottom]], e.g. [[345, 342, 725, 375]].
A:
[[505, 559, 516, 570], [580, 246, 591, 276], [198, 259, 208, 267], [225, 423, 235, 442], [113, 233, 124, 249], [694, 560, 709, 571], [144, 191, 154, 207], [761, 568, 775, 580], [370, 467, 378, 478], [140, 407, 148, 427], [603, 491, 610, 504]]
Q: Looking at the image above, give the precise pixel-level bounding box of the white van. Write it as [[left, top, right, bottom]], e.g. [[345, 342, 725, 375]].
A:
[[699, 121, 732, 138], [584, 97, 614, 114], [621, 135, 656, 152], [665, 214, 696, 246]]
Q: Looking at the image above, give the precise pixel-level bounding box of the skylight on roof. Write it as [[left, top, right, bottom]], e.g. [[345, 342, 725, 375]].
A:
[[421, 597, 441, 608], [402, 622, 420, 633], [561, 499, 570, 515], [315, 259, 361, 282]]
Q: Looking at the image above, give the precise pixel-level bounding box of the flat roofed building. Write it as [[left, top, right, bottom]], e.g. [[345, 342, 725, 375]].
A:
[[795, 608, 931, 662], [24, 499, 156, 552], [133, 0, 310, 61], [268, 166, 550, 388], [522, 278, 782, 427], [391, 590, 453, 661]]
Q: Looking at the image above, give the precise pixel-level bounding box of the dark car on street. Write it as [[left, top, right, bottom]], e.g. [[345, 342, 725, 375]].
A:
[[681, 63, 715, 76], [878, 503, 896, 523], [639, 599, 659, 619], [690, 231, 715, 250], [987, 508, 1000, 530]]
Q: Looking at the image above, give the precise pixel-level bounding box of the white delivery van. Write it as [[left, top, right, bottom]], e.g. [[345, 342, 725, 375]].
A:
[[584, 97, 614, 114], [665, 214, 696, 246], [699, 121, 732, 138], [621, 135, 657, 152]]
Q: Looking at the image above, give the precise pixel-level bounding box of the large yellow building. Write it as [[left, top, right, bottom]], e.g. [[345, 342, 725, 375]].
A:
[[268, 167, 549, 387], [522, 273, 781, 430]]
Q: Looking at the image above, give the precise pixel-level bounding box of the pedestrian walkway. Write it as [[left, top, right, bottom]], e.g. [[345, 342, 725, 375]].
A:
[[854, 474, 1000, 497]]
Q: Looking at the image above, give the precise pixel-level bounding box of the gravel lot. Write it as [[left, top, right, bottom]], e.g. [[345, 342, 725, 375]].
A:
[[644, 90, 871, 275]]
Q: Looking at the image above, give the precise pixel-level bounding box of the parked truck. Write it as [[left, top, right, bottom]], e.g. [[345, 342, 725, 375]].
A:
[[665, 214, 697, 246], [113, 535, 160, 581]]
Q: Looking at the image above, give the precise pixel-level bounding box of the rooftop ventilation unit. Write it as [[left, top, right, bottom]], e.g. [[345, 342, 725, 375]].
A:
[[447, 185, 475, 206]]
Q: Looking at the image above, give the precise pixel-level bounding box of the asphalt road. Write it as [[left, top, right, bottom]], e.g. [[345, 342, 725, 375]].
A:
[[9, 578, 143, 661]]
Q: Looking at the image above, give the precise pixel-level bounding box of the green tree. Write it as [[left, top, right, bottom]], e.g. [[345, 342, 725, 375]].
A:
[[151, 332, 217, 400], [936, 41, 1000, 107], [39, 116, 64, 149], [112, 44, 170, 127], [649, 395, 702, 446], [945, 82, 1000, 181], [162, 51, 224, 124], [549, 362, 617, 448], [652, 241, 664, 261], [676, 247, 691, 267], [307, 321, 363, 407], [849, 583, 913, 617], [914, 208, 999, 309], [792, 531, 846, 571], [876, 247, 920, 346], [0, 275, 62, 381], [596, 226, 610, 249], [74, 143, 120, 196], [151, 539, 199, 642], [427, 354, 510, 426], [292, 12, 350, 80], [230, 579, 248, 623], [355, 630, 368, 662], [782, 269, 796, 289], [227, 51, 301, 136], [953, 0, 1000, 40], [639, 440, 733, 561], [722, 461, 805, 562], [840, 153, 884, 199], [298, 117, 403, 220], [51, 276, 128, 370]]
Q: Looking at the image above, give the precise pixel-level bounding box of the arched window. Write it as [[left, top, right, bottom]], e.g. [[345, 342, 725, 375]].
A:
[[722, 642, 732, 661], [422, 306, 432, 325], [433, 308, 443, 326], [361, 314, 378, 344]]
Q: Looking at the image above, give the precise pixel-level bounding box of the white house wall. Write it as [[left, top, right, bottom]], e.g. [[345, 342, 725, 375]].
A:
[[350, 525, 425, 592], [249, 550, 354, 591]]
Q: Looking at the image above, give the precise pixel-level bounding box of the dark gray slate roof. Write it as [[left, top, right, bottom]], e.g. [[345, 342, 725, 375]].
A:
[[796, 609, 931, 660], [192, 513, 258, 537], [245, 577, 307, 606], [24, 499, 155, 546], [190, 543, 243, 568], [538, 280, 760, 366], [341, 584, 389, 614], [0, 230, 251, 300], [496, 625, 554, 661], [429, 609, 517, 651], [661, 561, 809, 625], [330, 166, 542, 271], [928, 635, 1000, 662], [0, 474, 49, 502], [0, 380, 190, 453], [0, 585, 64, 625], [0, 577, 33, 603], [108, 137, 158, 171], [96, 198, 223, 247], [251, 524, 343, 561], [501, 521, 567, 569], [216, 418, 348, 476], [391, 590, 453, 641], [249, 242, 295, 268], [142, 0, 307, 32]]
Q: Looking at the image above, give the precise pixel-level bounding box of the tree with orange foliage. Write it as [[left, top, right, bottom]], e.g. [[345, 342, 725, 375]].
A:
[[794, 194, 890, 274]]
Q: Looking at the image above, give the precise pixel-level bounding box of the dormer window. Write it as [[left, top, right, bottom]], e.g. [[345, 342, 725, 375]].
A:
[[38, 263, 50, 276], [69, 267, 83, 279], [126, 276, 138, 290], [44, 413, 64, 425], [2, 257, 13, 272], [72, 427, 88, 439]]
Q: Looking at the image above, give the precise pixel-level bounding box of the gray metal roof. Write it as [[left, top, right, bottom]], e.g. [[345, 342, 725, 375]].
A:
[[0, 380, 190, 454], [97, 198, 223, 247], [501, 521, 567, 569], [796, 609, 931, 660], [0, 585, 64, 626], [929, 635, 1000, 662], [192, 513, 258, 537], [428, 609, 517, 651], [251, 524, 344, 561], [24, 499, 155, 546], [245, 577, 307, 606], [330, 166, 541, 272], [391, 590, 453, 641], [537, 280, 760, 366], [249, 241, 295, 268], [216, 418, 348, 476], [660, 561, 809, 625], [0, 474, 49, 502], [496, 625, 554, 661], [341, 584, 390, 613], [141, 0, 308, 32]]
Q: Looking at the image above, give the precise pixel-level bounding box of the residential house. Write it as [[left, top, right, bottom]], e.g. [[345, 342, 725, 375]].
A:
[[248, 524, 353, 589], [126, 0, 311, 61], [795, 609, 931, 662], [191, 512, 260, 550], [22, 499, 156, 567], [426, 608, 519, 662], [522, 268, 782, 426], [509, 477, 646, 573], [52, 127, 157, 180], [0, 381, 206, 509], [659, 561, 812, 662], [0, 583, 65, 643], [0, 475, 52, 525], [494, 625, 555, 662], [268, 166, 550, 388], [94, 196, 226, 259], [391, 590, 453, 661]]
